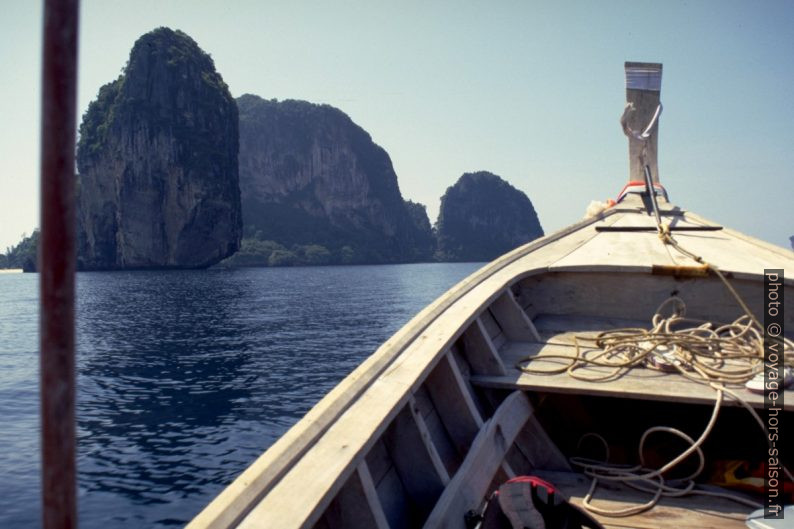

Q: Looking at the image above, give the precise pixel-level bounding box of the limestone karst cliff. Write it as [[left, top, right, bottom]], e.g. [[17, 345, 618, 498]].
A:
[[435, 171, 543, 262], [76, 27, 241, 270], [235, 94, 434, 264], [404, 200, 437, 257]]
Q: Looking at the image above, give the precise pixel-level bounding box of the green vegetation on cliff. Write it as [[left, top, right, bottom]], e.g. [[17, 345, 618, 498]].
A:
[[1, 231, 39, 272], [76, 27, 241, 270], [219, 231, 355, 268]]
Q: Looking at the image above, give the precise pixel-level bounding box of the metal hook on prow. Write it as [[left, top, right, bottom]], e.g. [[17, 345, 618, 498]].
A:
[[620, 101, 662, 143], [622, 62, 663, 186]]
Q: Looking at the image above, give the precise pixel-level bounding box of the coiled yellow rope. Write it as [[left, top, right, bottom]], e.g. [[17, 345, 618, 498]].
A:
[[515, 213, 793, 517], [517, 296, 791, 384]]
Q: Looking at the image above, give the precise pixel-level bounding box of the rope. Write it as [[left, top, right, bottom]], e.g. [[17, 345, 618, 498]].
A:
[[514, 180, 793, 517], [516, 296, 793, 516], [516, 297, 791, 384]]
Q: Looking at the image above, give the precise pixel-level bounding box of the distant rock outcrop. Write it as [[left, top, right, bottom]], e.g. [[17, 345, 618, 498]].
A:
[[236, 94, 434, 264], [404, 200, 437, 257], [76, 27, 241, 270], [435, 171, 543, 262]]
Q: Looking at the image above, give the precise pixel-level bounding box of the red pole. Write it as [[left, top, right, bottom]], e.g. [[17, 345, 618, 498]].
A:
[[40, 0, 79, 528]]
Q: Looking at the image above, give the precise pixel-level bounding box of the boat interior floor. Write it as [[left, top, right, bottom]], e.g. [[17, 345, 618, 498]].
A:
[[531, 469, 756, 529], [463, 311, 791, 529]]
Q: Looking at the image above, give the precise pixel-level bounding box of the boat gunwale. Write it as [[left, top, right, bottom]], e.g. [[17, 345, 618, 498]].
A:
[[190, 201, 794, 528], [188, 207, 626, 528]]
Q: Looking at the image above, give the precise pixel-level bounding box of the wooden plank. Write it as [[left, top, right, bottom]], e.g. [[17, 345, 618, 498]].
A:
[[356, 463, 390, 529], [685, 210, 794, 272], [421, 407, 461, 477], [423, 391, 534, 529], [532, 314, 649, 346], [365, 438, 392, 487], [518, 272, 791, 332], [375, 465, 408, 529], [479, 309, 506, 349], [551, 207, 794, 282], [443, 350, 484, 428], [500, 461, 516, 479], [533, 314, 649, 334], [477, 388, 570, 475], [413, 384, 436, 419], [514, 287, 534, 312], [624, 62, 662, 183], [471, 341, 793, 411], [461, 318, 506, 375], [666, 227, 794, 281], [425, 352, 484, 457], [511, 413, 572, 473], [449, 345, 492, 421], [316, 464, 390, 529], [383, 403, 448, 522], [534, 470, 750, 529], [489, 289, 542, 341], [407, 396, 452, 485], [549, 213, 677, 273]]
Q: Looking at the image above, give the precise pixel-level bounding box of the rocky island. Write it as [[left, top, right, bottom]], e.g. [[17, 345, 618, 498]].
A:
[[229, 94, 434, 266], [435, 171, 543, 262], [75, 27, 242, 270], [18, 26, 546, 271]]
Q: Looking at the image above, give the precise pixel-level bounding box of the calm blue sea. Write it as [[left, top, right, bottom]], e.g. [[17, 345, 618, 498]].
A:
[[0, 263, 482, 528]]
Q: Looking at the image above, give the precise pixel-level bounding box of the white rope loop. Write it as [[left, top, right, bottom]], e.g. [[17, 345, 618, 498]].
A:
[[620, 102, 663, 142]]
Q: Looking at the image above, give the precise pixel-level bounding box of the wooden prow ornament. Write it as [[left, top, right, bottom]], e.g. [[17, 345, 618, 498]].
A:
[[622, 62, 663, 185]]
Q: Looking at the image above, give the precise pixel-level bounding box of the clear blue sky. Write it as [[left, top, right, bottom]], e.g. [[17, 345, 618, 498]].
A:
[[1, 0, 792, 251]]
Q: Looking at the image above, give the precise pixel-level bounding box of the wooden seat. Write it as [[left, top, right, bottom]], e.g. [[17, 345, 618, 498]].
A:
[[532, 470, 753, 529], [470, 339, 793, 411]]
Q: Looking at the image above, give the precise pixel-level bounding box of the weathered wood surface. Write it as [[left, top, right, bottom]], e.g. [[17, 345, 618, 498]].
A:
[[549, 213, 678, 273], [534, 470, 751, 529], [471, 340, 793, 411], [685, 210, 794, 275], [406, 396, 452, 485], [532, 314, 649, 346], [423, 391, 533, 529], [356, 464, 390, 529], [519, 272, 787, 330], [461, 318, 506, 375], [624, 62, 662, 184], [424, 353, 484, 458], [669, 213, 794, 280], [365, 439, 407, 528], [490, 290, 542, 341], [315, 464, 389, 529], [383, 402, 448, 517], [477, 387, 571, 476], [550, 204, 794, 281]]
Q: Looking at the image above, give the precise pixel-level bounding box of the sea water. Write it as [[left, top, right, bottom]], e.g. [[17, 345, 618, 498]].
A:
[[0, 263, 481, 528]]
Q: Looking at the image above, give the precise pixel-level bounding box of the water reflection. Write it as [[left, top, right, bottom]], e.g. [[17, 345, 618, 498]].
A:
[[1, 263, 482, 528], [77, 270, 254, 512]]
